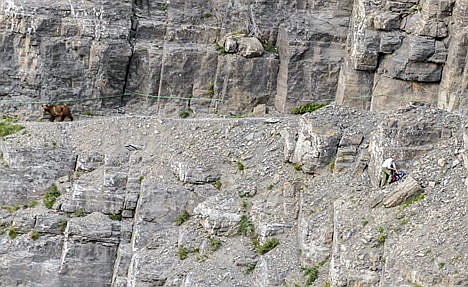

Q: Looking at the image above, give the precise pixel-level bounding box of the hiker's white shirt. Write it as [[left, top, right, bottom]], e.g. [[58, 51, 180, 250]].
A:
[[382, 158, 394, 169]]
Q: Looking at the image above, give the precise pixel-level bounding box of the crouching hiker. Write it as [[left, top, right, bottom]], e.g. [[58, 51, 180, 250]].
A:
[[379, 155, 398, 188]]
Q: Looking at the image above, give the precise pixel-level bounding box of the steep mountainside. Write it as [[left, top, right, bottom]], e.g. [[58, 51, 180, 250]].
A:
[[0, 104, 466, 286], [0, 0, 466, 117]]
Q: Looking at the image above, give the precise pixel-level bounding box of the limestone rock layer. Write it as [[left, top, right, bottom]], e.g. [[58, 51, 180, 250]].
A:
[[0, 0, 466, 116]]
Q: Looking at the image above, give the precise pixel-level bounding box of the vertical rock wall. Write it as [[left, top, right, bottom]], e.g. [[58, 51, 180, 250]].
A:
[[0, 0, 466, 116], [336, 0, 467, 113], [0, 0, 133, 115]]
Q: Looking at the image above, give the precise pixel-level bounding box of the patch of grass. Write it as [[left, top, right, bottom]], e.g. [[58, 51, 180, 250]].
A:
[[293, 162, 301, 171], [214, 43, 226, 55], [109, 213, 122, 221], [254, 238, 279, 255], [30, 230, 39, 240], [438, 262, 445, 269], [377, 233, 386, 244], [179, 108, 193, 119], [8, 226, 17, 239], [302, 260, 327, 286], [58, 219, 67, 234], [195, 254, 208, 262], [291, 103, 326, 115], [207, 82, 215, 96], [262, 42, 279, 58], [74, 208, 84, 217], [423, 249, 431, 256], [178, 246, 188, 260], [159, 3, 168, 11], [202, 11, 213, 19], [327, 157, 336, 173], [241, 200, 248, 211], [323, 282, 330, 287], [401, 193, 425, 208], [1, 205, 19, 213], [43, 184, 60, 209], [236, 160, 245, 171], [361, 220, 368, 227], [238, 214, 254, 236], [23, 200, 38, 209], [209, 237, 221, 252], [244, 262, 256, 274], [0, 118, 24, 138], [213, 179, 222, 190], [376, 226, 386, 245], [175, 209, 190, 226]]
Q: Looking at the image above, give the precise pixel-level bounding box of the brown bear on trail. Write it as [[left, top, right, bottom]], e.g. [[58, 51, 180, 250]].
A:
[[41, 104, 74, 122]]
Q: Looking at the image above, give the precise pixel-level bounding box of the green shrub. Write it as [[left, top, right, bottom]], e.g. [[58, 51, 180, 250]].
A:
[[8, 227, 17, 239], [302, 260, 326, 286], [159, 3, 168, 11], [361, 220, 368, 227], [293, 163, 301, 171], [238, 214, 254, 236], [291, 103, 326, 115], [74, 208, 84, 217], [178, 247, 188, 260], [58, 219, 68, 234], [401, 193, 425, 208], [179, 109, 193, 119], [244, 263, 256, 274], [236, 161, 245, 171], [24, 200, 38, 209], [254, 238, 279, 255], [207, 82, 215, 96], [175, 210, 190, 226], [43, 184, 60, 209], [30, 230, 39, 240], [213, 179, 222, 190], [209, 237, 221, 252], [214, 43, 226, 55], [327, 157, 336, 172], [109, 213, 122, 221], [0, 118, 24, 138], [241, 200, 247, 211], [262, 42, 277, 54], [376, 226, 386, 245], [1, 205, 19, 213], [202, 12, 213, 19]]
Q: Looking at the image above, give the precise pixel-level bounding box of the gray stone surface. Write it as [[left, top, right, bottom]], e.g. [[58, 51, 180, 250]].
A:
[[0, 0, 466, 117], [382, 176, 422, 208], [1, 104, 464, 286]]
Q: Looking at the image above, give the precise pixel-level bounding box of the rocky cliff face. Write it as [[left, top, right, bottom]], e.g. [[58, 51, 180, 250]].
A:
[[0, 104, 466, 286], [0, 0, 466, 117]]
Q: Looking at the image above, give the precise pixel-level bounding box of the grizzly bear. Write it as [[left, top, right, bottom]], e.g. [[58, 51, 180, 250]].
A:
[[41, 104, 74, 122]]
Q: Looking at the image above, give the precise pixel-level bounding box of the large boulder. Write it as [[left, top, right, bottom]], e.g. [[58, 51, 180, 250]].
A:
[[382, 176, 423, 208]]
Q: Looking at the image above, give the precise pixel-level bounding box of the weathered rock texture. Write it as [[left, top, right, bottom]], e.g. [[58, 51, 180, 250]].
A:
[[0, 0, 466, 118], [0, 104, 466, 286]]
